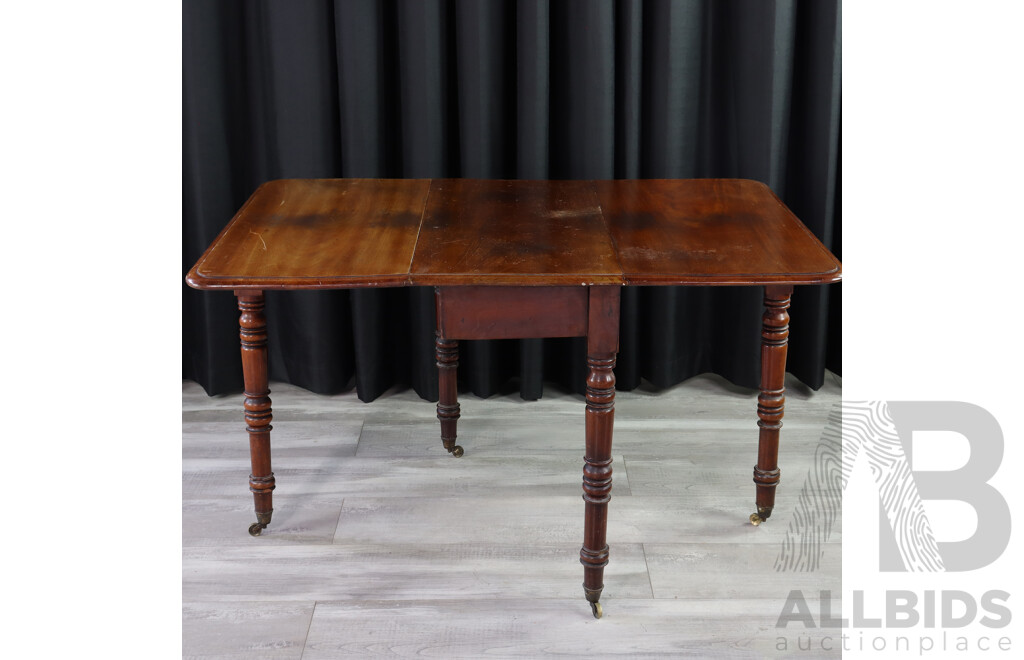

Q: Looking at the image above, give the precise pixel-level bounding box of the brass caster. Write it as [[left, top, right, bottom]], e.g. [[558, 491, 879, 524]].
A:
[[750, 506, 771, 526], [590, 601, 603, 619], [249, 522, 267, 536], [451, 445, 464, 458]]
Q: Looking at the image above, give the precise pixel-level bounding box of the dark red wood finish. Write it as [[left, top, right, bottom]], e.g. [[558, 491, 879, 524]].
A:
[[432, 285, 593, 460], [435, 286, 588, 340], [186, 178, 843, 618], [410, 179, 622, 286], [236, 292, 275, 536], [434, 335, 462, 458], [580, 286, 620, 619], [188, 179, 430, 290], [595, 179, 840, 285], [187, 178, 842, 289], [750, 284, 793, 526], [433, 283, 621, 619]]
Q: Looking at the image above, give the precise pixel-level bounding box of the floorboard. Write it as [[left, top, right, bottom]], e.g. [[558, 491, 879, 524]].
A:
[[183, 372, 842, 658]]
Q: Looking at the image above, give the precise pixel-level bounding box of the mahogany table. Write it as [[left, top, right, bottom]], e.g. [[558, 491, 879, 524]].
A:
[[186, 178, 841, 619]]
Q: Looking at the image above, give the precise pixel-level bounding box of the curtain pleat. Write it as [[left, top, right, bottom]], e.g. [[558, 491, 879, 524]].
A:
[[183, 0, 842, 402]]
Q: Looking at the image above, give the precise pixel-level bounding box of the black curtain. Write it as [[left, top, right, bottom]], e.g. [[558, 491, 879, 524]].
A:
[[183, 0, 841, 402]]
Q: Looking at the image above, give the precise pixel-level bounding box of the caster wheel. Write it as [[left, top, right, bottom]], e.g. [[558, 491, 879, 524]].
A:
[[249, 523, 265, 536], [451, 445, 464, 458], [590, 601, 603, 619], [750, 506, 771, 526]]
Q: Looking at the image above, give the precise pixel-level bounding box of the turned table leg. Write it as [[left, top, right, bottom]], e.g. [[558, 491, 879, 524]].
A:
[[237, 291, 275, 536], [750, 284, 793, 526], [435, 335, 463, 457], [580, 286, 620, 619]]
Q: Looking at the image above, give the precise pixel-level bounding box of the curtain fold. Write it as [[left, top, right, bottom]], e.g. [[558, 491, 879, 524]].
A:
[[183, 0, 842, 402]]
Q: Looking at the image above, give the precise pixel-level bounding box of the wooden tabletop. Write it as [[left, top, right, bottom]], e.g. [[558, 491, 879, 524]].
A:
[[186, 178, 841, 290]]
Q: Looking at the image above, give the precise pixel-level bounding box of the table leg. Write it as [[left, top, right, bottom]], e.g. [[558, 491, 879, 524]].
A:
[[580, 286, 620, 619], [435, 335, 463, 457], [237, 292, 275, 536], [750, 284, 793, 526]]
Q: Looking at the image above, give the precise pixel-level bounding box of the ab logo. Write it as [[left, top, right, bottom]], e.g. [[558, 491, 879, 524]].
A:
[[775, 401, 1010, 572]]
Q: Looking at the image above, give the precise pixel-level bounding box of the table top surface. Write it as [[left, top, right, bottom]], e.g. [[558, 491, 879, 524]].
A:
[[186, 178, 841, 290]]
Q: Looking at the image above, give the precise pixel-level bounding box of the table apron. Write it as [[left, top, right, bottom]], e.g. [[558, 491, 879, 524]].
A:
[[435, 286, 590, 340]]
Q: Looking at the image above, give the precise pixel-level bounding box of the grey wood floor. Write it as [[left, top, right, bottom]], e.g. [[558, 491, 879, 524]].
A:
[[183, 372, 841, 659]]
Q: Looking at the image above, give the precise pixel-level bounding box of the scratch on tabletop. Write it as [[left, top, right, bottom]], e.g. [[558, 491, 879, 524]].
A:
[[249, 231, 267, 251]]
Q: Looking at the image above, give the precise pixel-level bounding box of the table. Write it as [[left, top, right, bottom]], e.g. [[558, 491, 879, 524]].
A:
[[186, 178, 841, 619]]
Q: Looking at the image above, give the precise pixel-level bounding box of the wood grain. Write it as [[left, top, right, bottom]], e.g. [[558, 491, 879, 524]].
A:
[[187, 179, 429, 290], [354, 420, 834, 459], [331, 494, 841, 546], [436, 285, 589, 339], [642, 542, 840, 599], [182, 420, 362, 459], [182, 601, 315, 660], [183, 375, 842, 656], [183, 497, 345, 547], [300, 598, 842, 659], [183, 543, 652, 602], [596, 179, 842, 285], [410, 179, 623, 285], [182, 455, 633, 500], [187, 178, 843, 290]]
